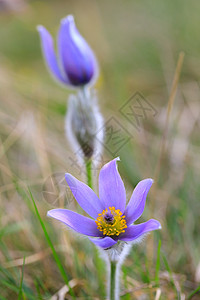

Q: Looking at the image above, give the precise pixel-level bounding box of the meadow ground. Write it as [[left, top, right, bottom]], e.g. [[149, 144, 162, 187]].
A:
[[0, 0, 200, 299]]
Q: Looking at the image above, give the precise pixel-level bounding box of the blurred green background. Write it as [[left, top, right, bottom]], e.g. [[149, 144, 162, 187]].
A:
[[0, 0, 200, 299]]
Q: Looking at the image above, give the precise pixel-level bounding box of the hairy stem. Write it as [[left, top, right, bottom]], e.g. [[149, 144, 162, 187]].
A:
[[109, 261, 119, 300]]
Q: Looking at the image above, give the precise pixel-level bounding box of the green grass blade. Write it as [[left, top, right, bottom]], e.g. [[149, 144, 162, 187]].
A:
[[0, 279, 19, 293], [17, 256, 25, 300], [187, 284, 200, 300], [162, 252, 181, 299], [28, 188, 75, 299], [34, 279, 43, 300], [155, 239, 161, 286], [0, 221, 28, 238], [0, 264, 17, 286]]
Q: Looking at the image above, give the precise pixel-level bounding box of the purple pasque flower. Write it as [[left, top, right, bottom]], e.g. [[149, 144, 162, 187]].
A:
[[47, 158, 161, 249], [37, 15, 98, 88]]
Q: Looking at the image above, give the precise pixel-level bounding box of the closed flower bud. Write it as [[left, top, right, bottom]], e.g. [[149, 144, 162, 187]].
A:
[[37, 15, 98, 88], [65, 89, 104, 161]]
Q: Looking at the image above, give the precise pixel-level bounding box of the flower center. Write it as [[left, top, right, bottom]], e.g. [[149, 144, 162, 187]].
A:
[[95, 206, 127, 236]]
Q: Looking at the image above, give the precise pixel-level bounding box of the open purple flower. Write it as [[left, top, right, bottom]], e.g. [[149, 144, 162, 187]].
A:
[[37, 15, 98, 88], [47, 158, 161, 249]]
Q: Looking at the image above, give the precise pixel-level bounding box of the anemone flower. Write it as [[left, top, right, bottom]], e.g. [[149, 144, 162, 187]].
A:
[[37, 15, 98, 88], [47, 158, 161, 249]]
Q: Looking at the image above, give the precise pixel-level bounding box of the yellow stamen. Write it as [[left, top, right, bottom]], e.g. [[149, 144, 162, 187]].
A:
[[95, 206, 127, 236]]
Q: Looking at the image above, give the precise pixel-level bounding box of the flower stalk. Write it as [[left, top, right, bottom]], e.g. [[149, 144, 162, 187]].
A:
[[109, 260, 118, 300], [85, 158, 93, 189]]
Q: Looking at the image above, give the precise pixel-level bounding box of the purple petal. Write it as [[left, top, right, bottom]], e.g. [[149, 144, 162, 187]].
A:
[[99, 158, 126, 212], [58, 15, 98, 86], [47, 209, 102, 237], [37, 25, 69, 85], [65, 173, 104, 219], [88, 236, 117, 249], [125, 179, 154, 225], [119, 219, 161, 242]]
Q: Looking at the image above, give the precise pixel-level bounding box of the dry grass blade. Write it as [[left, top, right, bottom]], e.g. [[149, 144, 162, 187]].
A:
[[154, 51, 185, 183], [2, 245, 68, 269], [147, 51, 185, 271], [155, 288, 161, 300], [51, 279, 80, 300]]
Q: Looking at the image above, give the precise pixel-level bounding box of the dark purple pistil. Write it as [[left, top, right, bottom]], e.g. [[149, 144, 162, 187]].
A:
[[104, 212, 114, 224]]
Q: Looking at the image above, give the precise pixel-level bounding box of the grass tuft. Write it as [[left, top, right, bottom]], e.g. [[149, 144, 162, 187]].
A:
[[28, 188, 75, 299], [155, 239, 161, 286]]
